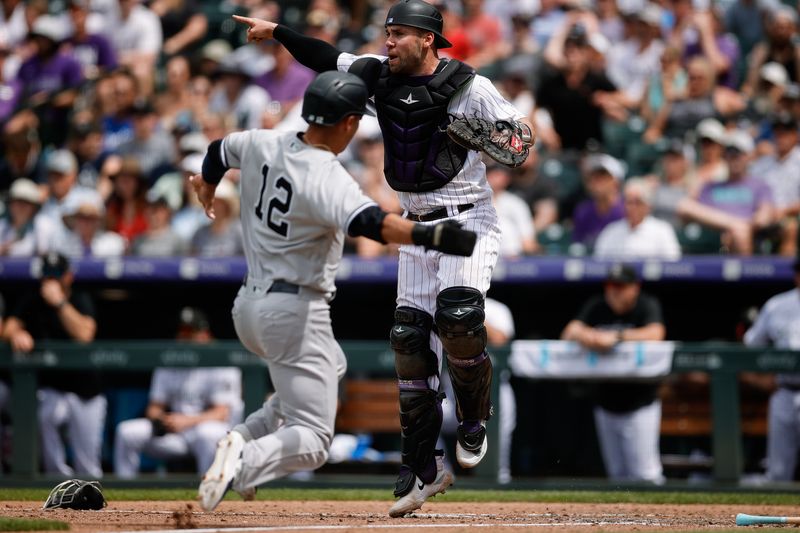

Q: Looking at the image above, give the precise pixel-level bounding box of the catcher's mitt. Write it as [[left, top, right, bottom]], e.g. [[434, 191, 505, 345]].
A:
[[446, 116, 532, 168], [43, 479, 107, 510]]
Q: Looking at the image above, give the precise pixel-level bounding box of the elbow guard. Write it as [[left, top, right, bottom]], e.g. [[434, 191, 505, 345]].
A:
[[347, 205, 388, 244], [202, 139, 228, 185]]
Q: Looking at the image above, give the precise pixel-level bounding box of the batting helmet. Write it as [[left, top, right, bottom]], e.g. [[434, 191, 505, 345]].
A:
[[301, 71, 375, 126], [385, 0, 452, 49]]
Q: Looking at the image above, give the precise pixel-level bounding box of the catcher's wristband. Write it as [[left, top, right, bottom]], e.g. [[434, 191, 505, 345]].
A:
[[411, 223, 438, 249]]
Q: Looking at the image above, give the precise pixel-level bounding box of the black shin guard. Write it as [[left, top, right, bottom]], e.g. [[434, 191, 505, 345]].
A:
[[394, 383, 443, 496], [447, 351, 493, 422]]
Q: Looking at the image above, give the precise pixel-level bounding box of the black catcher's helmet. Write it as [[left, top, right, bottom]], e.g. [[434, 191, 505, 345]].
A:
[[301, 71, 375, 126], [385, 0, 452, 49]]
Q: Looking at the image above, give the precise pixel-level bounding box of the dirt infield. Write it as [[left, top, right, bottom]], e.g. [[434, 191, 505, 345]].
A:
[[1, 500, 790, 532]]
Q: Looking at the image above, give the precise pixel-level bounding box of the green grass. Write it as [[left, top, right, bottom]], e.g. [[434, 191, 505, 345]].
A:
[[0, 488, 798, 505], [0, 517, 68, 531]]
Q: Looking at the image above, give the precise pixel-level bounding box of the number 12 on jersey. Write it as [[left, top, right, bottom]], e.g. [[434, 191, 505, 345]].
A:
[[255, 164, 293, 237]]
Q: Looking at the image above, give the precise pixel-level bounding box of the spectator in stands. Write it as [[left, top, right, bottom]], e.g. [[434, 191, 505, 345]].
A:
[[197, 39, 232, 80], [111, 0, 162, 95], [561, 263, 666, 483], [208, 54, 272, 131], [643, 56, 744, 143], [725, 0, 771, 61], [594, 178, 681, 259], [743, 62, 790, 124], [114, 307, 243, 478], [116, 99, 177, 182], [605, 3, 665, 110], [150, 0, 207, 57], [460, 0, 506, 70], [508, 153, 559, 234], [693, 118, 729, 187], [744, 257, 800, 482], [0, 39, 21, 125], [697, 130, 774, 255], [537, 19, 620, 152], [154, 55, 195, 135], [639, 46, 687, 145], [253, 41, 315, 115], [572, 154, 625, 251], [39, 149, 93, 229], [676, 7, 740, 90], [131, 191, 187, 257], [95, 69, 139, 152], [488, 165, 538, 257], [0, 0, 27, 50], [497, 56, 536, 117], [65, 0, 118, 81], [649, 140, 694, 230], [0, 177, 56, 256], [0, 111, 47, 189], [189, 178, 243, 257], [15, 15, 84, 147], [752, 112, 800, 256], [742, 6, 800, 96], [59, 190, 126, 258], [68, 120, 113, 196], [530, 0, 567, 50], [1, 252, 105, 478], [105, 157, 149, 244]]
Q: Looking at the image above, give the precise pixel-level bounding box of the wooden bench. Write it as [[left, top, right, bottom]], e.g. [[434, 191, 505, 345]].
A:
[[335, 379, 400, 434], [659, 383, 768, 437]]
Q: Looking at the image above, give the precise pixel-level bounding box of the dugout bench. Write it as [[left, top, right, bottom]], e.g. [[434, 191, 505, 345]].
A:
[[0, 341, 798, 484]]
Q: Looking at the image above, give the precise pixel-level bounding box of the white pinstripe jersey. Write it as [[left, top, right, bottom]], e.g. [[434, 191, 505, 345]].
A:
[[222, 130, 375, 293], [337, 53, 525, 214]]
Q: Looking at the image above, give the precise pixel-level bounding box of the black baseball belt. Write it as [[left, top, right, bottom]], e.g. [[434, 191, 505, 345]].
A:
[[268, 280, 300, 294], [404, 203, 474, 222]]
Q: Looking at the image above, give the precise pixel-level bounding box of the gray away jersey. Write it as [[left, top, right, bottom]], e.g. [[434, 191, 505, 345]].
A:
[[222, 130, 375, 293]]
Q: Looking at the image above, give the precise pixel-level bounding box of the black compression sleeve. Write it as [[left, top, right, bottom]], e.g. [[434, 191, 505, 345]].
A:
[[347, 205, 388, 244], [273, 25, 340, 72], [202, 139, 228, 185]]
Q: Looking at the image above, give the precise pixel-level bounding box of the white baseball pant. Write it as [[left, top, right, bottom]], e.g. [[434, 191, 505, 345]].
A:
[[593, 400, 664, 483], [114, 418, 231, 477], [229, 283, 347, 492], [37, 387, 106, 478], [766, 387, 800, 481]]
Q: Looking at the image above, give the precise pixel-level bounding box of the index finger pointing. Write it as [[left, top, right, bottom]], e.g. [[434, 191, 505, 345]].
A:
[[232, 15, 256, 27]]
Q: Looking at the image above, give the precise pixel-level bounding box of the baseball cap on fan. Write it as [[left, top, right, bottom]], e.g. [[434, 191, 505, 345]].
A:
[[40, 252, 70, 279], [9, 178, 43, 205], [606, 263, 639, 284], [585, 153, 625, 181]]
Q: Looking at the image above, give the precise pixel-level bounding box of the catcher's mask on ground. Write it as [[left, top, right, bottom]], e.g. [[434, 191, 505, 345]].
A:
[[43, 479, 107, 510]]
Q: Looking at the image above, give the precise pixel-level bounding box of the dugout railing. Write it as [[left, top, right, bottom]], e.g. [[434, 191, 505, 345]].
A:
[[0, 341, 797, 484]]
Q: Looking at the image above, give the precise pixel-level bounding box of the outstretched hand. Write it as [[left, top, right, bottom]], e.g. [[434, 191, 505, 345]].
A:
[[190, 174, 217, 220], [232, 15, 277, 43]]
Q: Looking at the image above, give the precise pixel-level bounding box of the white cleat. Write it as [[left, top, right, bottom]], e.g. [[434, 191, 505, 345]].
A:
[[388, 456, 454, 518], [198, 431, 245, 512], [455, 422, 487, 469]]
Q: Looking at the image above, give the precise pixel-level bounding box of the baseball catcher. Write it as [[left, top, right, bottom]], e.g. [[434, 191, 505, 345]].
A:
[[43, 479, 107, 510], [446, 115, 533, 168]]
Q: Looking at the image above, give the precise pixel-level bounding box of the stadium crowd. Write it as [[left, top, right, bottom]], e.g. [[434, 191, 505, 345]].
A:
[[1, 0, 799, 259]]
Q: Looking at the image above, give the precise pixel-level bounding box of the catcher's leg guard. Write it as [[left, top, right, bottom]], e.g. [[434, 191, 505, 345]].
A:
[[435, 287, 492, 422], [390, 307, 443, 494]]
